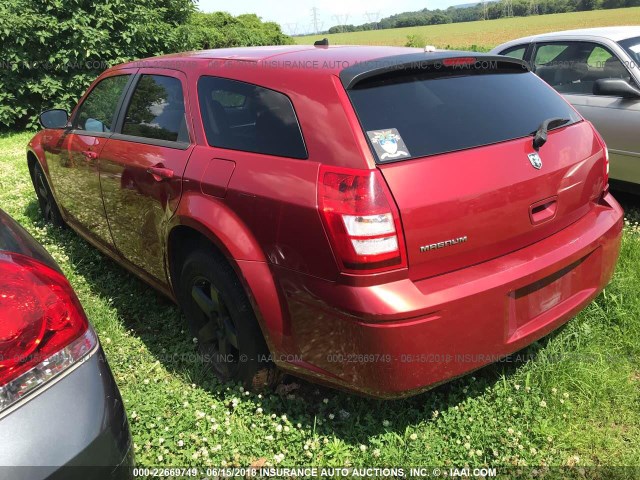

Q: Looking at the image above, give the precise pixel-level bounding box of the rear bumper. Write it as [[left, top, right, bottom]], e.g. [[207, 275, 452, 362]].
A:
[[276, 194, 623, 398], [0, 347, 133, 480]]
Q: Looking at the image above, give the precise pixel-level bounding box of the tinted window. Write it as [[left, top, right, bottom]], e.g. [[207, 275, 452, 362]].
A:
[[533, 42, 632, 94], [587, 46, 612, 67], [534, 44, 569, 65], [212, 90, 246, 108], [122, 75, 188, 143], [618, 36, 640, 64], [348, 70, 580, 161], [74, 75, 129, 133], [198, 76, 307, 159], [502, 45, 527, 60]]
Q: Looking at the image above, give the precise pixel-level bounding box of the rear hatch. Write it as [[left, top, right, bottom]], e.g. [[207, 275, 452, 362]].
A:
[[345, 55, 608, 280]]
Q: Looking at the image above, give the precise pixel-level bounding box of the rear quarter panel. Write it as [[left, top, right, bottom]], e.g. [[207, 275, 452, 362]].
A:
[[172, 64, 381, 354]]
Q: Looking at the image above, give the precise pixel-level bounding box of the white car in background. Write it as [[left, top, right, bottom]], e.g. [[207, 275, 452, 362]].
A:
[[492, 27, 640, 193]]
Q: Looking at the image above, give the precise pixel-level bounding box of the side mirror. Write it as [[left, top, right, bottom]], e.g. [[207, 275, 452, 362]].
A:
[[39, 109, 69, 129], [593, 78, 640, 99]]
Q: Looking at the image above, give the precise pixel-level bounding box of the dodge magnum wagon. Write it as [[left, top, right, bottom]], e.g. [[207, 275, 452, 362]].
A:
[[27, 46, 623, 398]]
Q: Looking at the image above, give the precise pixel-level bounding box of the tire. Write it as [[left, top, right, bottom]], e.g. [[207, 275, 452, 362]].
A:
[[177, 248, 277, 389], [32, 162, 65, 227]]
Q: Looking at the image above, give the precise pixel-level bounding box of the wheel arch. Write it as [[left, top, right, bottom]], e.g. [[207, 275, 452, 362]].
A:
[[27, 146, 65, 222], [27, 144, 57, 193], [166, 212, 289, 355], [26, 133, 49, 176], [26, 148, 41, 184]]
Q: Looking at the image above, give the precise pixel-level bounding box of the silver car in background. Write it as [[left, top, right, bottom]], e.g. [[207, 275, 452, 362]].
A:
[[492, 27, 640, 192], [0, 208, 133, 480]]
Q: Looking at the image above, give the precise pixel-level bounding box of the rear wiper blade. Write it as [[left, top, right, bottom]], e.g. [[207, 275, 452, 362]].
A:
[[532, 117, 571, 151]]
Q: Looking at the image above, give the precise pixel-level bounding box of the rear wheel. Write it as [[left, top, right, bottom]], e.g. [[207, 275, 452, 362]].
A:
[[177, 249, 277, 389], [32, 163, 64, 227]]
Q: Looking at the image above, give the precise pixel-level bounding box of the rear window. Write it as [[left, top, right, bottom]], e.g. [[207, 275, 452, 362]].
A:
[[348, 69, 581, 162]]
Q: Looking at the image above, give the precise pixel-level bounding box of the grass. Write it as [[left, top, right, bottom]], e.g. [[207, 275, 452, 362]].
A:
[[295, 7, 640, 50], [1, 130, 639, 475]]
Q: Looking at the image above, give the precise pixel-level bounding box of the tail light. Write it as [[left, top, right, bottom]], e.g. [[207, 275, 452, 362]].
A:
[[0, 252, 96, 414], [442, 57, 476, 67], [318, 166, 407, 273]]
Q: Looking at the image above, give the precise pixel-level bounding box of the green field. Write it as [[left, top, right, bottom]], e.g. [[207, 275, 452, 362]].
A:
[[1, 130, 639, 473], [296, 7, 640, 49]]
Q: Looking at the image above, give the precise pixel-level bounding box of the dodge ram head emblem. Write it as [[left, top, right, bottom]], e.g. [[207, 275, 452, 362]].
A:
[[528, 152, 542, 170]]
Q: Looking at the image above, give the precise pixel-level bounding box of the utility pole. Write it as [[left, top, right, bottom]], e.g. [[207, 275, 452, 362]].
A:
[[502, 0, 513, 17], [482, 0, 488, 20], [332, 14, 341, 32], [364, 11, 380, 29], [311, 7, 320, 35], [284, 23, 299, 35], [332, 14, 349, 32]]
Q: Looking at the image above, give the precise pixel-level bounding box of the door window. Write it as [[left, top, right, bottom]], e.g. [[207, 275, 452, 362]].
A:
[[122, 75, 189, 143], [533, 42, 631, 95], [74, 75, 130, 133]]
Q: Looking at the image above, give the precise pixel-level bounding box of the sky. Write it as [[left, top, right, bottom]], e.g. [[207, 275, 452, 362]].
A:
[[196, 0, 467, 35]]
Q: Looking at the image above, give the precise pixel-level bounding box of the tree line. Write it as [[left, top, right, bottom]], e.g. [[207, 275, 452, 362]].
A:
[[0, 0, 293, 130], [327, 0, 640, 33]]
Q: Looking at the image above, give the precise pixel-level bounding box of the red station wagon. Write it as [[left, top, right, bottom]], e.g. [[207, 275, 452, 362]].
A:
[[27, 45, 623, 398]]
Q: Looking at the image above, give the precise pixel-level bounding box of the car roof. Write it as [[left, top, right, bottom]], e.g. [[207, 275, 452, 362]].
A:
[[499, 26, 640, 45], [113, 45, 414, 74], [110, 45, 513, 79]]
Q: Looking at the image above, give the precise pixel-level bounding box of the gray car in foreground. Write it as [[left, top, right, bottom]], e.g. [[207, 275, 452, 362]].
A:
[[0, 209, 132, 480], [492, 26, 640, 192]]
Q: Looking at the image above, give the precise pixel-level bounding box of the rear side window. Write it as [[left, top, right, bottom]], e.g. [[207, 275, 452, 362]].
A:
[[74, 75, 130, 133], [501, 45, 527, 60], [122, 75, 188, 143], [348, 69, 581, 161], [198, 76, 307, 159]]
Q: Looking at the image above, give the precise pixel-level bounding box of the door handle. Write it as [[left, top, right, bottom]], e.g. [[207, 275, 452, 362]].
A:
[[146, 166, 174, 182], [81, 150, 97, 160]]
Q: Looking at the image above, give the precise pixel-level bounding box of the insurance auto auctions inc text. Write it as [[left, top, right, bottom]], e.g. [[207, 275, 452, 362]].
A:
[[207, 467, 497, 478]]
